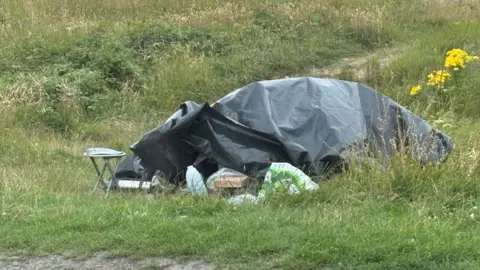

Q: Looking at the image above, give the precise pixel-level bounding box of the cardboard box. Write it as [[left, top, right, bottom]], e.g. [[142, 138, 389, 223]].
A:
[[213, 176, 249, 189]]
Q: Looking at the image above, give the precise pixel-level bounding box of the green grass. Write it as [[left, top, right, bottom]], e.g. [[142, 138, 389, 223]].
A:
[[2, 192, 480, 269], [1, 0, 480, 269]]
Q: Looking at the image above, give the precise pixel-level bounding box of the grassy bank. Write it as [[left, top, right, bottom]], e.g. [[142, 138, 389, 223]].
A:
[[1, 0, 480, 269], [2, 0, 476, 132]]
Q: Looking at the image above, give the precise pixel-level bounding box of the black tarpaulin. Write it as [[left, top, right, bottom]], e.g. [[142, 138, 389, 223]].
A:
[[130, 77, 453, 183]]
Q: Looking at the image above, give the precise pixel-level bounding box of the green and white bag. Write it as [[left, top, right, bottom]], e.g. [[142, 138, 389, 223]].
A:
[[258, 163, 318, 198]]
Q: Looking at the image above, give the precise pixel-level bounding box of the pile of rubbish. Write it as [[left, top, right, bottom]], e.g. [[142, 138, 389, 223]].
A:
[[116, 77, 453, 203]]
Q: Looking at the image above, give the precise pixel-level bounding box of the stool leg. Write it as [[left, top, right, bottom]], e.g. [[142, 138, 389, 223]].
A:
[[104, 158, 119, 199], [89, 157, 101, 176], [91, 163, 107, 194]]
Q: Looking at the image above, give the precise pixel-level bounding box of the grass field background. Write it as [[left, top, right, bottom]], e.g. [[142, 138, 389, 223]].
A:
[[1, 0, 480, 269]]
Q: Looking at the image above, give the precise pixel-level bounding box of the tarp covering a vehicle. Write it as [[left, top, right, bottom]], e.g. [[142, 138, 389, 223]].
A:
[[129, 77, 453, 183]]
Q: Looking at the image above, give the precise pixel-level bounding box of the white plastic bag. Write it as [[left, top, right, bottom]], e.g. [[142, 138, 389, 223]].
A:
[[228, 194, 259, 205], [186, 166, 208, 195]]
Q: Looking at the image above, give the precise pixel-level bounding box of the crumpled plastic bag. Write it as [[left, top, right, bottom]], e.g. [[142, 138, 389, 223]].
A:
[[185, 166, 208, 195], [258, 163, 318, 198], [228, 194, 259, 205], [205, 167, 248, 191]]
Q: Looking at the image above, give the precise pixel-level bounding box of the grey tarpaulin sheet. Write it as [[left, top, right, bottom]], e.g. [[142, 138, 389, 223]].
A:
[[130, 77, 453, 183]]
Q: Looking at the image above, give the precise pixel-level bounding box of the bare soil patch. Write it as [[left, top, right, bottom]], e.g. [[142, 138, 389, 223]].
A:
[[0, 252, 213, 270], [292, 45, 406, 80]]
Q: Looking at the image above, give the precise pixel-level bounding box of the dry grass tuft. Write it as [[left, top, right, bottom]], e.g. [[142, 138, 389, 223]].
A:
[[0, 81, 45, 112]]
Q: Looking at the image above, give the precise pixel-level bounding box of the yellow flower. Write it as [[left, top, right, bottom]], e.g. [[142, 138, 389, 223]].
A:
[[410, 85, 422, 96], [444, 48, 479, 70], [467, 55, 479, 61], [427, 70, 451, 87]]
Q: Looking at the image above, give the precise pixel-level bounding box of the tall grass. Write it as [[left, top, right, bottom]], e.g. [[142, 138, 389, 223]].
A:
[[2, 0, 476, 132]]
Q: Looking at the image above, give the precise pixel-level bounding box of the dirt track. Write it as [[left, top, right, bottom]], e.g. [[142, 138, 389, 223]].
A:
[[0, 252, 213, 270]]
